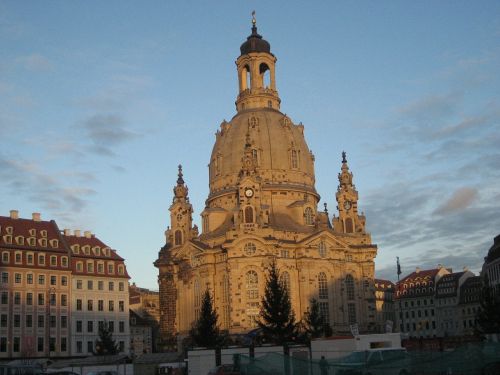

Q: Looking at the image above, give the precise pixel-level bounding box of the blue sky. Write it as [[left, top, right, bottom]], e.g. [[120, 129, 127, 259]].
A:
[[1, 1, 499, 289]]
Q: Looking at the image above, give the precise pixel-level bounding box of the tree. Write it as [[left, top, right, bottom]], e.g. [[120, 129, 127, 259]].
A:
[[476, 275, 500, 335], [303, 298, 324, 339], [257, 261, 296, 345], [189, 289, 220, 348], [94, 321, 119, 355]]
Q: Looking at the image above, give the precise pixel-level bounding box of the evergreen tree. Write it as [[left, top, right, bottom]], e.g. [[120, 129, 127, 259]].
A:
[[94, 321, 119, 355], [189, 289, 220, 348], [303, 298, 325, 339], [257, 261, 296, 345], [476, 275, 500, 335]]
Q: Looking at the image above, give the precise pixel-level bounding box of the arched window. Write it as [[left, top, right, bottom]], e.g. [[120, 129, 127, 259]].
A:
[[244, 242, 256, 256], [304, 207, 314, 225], [281, 271, 290, 292], [252, 149, 259, 165], [318, 241, 327, 258], [259, 63, 270, 88], [291, 149, 298, 169], [345, 218, 354, 233], [241, 65, 251, 90], [246, 271, 259, 300], [345, 274, 355, 300], [318, 272, 329, 299], [174, 230, 182, 246], [244, 206, 254, 223]]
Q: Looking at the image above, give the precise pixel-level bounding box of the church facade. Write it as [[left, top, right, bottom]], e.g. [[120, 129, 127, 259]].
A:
[[155, 21, 378, 341]]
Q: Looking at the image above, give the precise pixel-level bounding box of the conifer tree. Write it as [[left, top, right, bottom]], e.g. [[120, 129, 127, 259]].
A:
[[257, 261, 296, 344], [476, 275, 500, 334], [94, 321, 119, 355], [189, 289, 220, 348], [304, 298, 325, 339]]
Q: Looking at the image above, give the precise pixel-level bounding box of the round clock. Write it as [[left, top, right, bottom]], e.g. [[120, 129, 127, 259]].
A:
[[245, 188, 254, 198], [344, 200, 352, 210]]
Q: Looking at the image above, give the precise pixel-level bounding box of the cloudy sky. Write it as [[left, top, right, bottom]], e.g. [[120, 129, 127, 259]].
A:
[[1, 1, 499, 289]]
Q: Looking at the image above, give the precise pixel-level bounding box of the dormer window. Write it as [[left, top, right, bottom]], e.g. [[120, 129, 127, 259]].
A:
[[15, 236, 24, 245], [50, 239, 59, 248], [72, 245, 80, 254], [40, 230, 47, 238], [83, 245, 90, 255], [29, 229, 36, 237]]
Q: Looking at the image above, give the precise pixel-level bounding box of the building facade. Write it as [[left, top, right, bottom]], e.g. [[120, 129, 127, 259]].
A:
[[395, 266, 450, 338], [374, 279, 396, 333], [129, 283, 159, 351], [64, 230, 130, 356], [155, 21, 378, 341], [482, 234, 500, 291], [0, 210, 130, 359], [435, 270, 475, 337]]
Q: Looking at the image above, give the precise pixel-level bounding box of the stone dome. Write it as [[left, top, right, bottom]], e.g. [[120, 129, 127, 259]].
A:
[[240, 25, 272, 56], [208, 108, 317, 202]]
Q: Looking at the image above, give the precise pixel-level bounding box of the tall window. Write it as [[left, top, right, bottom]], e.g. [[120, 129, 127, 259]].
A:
[[246, 271, 259, 300], [244, 206, 254, 223], [318, 272, 329, 299], [348, 303, 357, 325], [222, 274, 230, 329], [345, 274, 355, 300], [345, 218, 354, 233], [304, 207, 314, 225], [194, 279, 201, 320], [174, 230, 182, 246], [318, 241, 327, 258], [318, 272, 330, 324], [281, 271, 291, 293], [291, 149, 298, 168]]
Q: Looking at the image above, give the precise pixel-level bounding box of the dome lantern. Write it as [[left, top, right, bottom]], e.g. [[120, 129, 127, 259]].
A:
[[235, 12, 280, 112]]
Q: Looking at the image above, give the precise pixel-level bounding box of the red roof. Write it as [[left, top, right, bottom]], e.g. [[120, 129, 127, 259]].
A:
[[0, 215, 66, 252]]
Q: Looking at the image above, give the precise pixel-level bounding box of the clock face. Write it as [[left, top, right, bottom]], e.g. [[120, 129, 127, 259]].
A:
[[245, 188, 254, 198], [344, 200, 352, 210]]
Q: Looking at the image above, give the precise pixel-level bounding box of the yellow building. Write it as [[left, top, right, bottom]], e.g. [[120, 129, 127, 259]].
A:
[[155, 20, 378, 340]]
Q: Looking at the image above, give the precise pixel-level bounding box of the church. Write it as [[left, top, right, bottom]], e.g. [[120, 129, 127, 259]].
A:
[[155, 18, 378, 341]]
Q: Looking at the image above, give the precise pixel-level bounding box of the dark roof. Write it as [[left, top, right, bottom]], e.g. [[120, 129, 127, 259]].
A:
[[435, 272, 465, 298], [240, 25, 271, 55], [485, 234, 500, 263], [459, 275, 482, 304]]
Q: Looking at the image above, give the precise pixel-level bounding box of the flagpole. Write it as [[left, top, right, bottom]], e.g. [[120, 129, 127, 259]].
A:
[[397, 257, 404, 335]]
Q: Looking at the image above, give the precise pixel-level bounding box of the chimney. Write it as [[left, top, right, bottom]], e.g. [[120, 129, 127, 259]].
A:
[[415, 267, 421, 274], [10, 210, 19, 219], [64, 229, 71, 236], [32, 212, 41, 222], [463, 266, 469, 272], [74, 230, 81, 237], [437, 264, 443, 269], [84, 231, 91, 239]]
